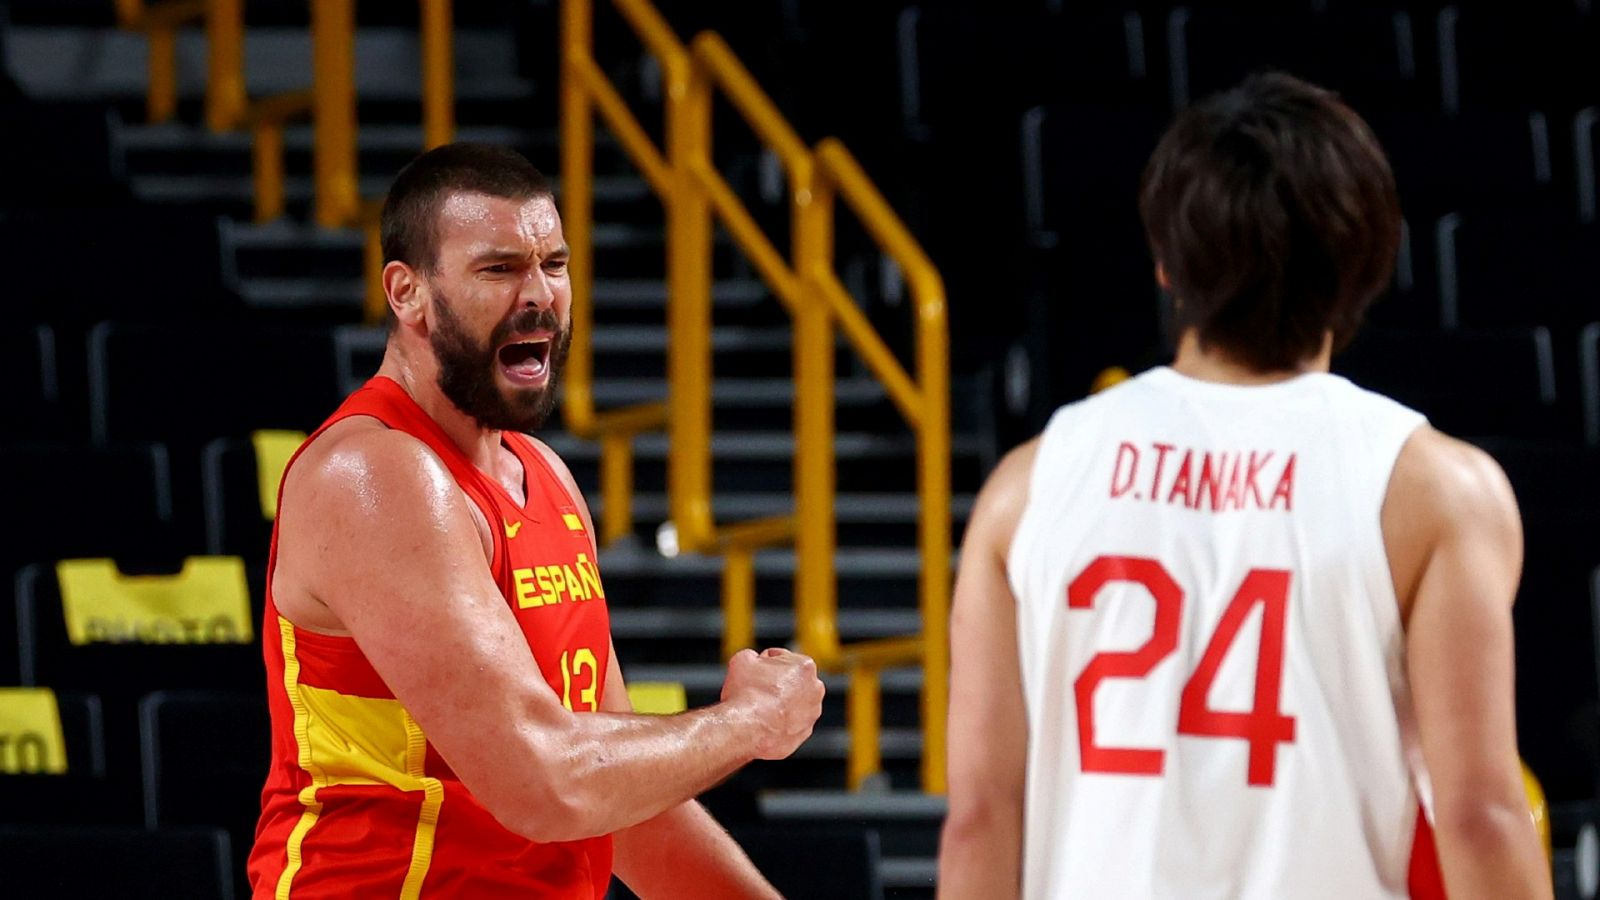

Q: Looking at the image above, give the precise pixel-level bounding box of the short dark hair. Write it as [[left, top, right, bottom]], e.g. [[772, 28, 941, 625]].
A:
[[380, 142, 553, 272], [1138, 72, 1401, 370]]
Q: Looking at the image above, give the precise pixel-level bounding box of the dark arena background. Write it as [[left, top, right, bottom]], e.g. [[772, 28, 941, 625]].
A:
[[0, 0, 1597, 897]]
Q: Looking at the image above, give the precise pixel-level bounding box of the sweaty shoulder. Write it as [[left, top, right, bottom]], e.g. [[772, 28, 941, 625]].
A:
[[1382, 426, 1523, 621], [274, 416, 492, 632]]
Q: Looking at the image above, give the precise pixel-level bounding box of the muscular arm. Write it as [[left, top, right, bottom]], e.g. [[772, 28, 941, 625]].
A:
[[1385, 428, 1551, 899], [937, 441, 1036, 899], [277, 426, 823, 844], [600, 647, 780, 899]]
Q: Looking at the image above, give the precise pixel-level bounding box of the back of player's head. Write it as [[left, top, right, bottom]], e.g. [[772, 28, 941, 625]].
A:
[[381, 142, 553, 274], [1139, 72, 1400, 370]]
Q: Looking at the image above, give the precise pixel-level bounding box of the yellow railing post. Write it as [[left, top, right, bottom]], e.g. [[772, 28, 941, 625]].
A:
[[147, 24, 179, 123], [599, 433, 637, 546], [420, 0, 455, 148], [253, 122, 285, 221], [559, 0, 597, 435], [205, 0, 246, 131], [312, 0, 359, 228], [666, 40, 716, 554], [560, 0, 950, 792], [794, 164, 841, 667], [847, 666, 883, 790]]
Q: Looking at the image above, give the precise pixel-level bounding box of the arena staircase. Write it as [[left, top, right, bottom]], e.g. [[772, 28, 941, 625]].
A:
[[6, 1, 978, 895]]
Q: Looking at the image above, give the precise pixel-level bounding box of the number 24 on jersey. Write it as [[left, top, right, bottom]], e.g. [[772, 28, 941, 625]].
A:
[[1069, 555, 1297, 787]]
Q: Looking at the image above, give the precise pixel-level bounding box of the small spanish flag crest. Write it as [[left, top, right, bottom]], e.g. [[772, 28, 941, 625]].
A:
[[562, 513, 585, 532]]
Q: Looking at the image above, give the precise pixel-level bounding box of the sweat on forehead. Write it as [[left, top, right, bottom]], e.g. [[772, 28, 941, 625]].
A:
[[436, 193, 562, 253], [378, 142, 554, 272]]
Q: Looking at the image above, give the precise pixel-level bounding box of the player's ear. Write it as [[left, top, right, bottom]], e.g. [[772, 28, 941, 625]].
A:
[[384, 260, 427, 330]]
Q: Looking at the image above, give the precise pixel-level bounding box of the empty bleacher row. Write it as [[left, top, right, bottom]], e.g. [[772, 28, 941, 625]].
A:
[[3, 0, 1600, 897]]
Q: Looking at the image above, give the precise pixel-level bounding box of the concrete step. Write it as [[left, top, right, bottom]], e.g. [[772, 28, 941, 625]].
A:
[[135, 172, 652, 208], [597, 546, 944, 580], [9, 26, 532, 102], [237, 273, 764, 315], [609, 608, 924, 643], [759, 790, 948, 822], [880, 858, 938, 892], [593, 492, 973, 525]]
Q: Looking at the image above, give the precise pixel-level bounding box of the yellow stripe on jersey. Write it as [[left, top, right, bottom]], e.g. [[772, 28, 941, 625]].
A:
[[276, 618, 326, 900], [562, 513, 585, 532], [274, 617, 444, 896]]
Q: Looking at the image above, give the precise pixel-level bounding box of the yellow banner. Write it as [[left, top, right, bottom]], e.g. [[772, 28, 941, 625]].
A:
[[253, 429, 307, 520], [0, 688, 68, 774], [626, 681, 687, 715], [58, 557, 254, 646]]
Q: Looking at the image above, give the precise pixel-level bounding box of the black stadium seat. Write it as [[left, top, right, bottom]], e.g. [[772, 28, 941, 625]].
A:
[[1334, 326, 1562, 438], [0, 324, 68, 441], [0, 100, 131, 207], [2, 207, 241, 325], [1436, 212, 1599, 330], [0, 824, 236, 900], [1168, 7, 1425, 112], [87, 321, 341, 447], [1438, 5, 1600, 114], [0, 691, 127, 826], [1020, 104, 1169, 410], [140, 690, 270, 899], [0, 442, 177, 574]]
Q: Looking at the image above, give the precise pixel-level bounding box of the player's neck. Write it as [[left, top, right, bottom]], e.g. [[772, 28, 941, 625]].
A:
[[1169, 330, 1333, 386], [376, 340, 504, 470]]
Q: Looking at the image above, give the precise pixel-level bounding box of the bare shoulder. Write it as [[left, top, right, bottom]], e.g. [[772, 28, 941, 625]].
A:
[[1383, 426, 1523, 612], [284, 416, 459, 519], [966, 437, 1042, 562], [275, 416, 483, 631], [1388, 426, 1520, 535]]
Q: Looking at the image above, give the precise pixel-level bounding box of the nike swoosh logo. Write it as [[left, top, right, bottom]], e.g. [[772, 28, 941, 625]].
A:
[[504, 520, 523, 539]]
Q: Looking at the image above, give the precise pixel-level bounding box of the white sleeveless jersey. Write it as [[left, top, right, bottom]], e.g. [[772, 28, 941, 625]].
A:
[[1008, 366, 1432, 899]]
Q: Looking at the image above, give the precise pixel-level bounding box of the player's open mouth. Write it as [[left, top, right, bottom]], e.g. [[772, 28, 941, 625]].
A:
[[498, 335, 552, 386]]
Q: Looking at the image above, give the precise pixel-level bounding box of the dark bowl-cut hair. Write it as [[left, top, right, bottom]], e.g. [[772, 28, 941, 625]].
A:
[[380, 142, 553, 273], [1139, 72, 1401, 371]]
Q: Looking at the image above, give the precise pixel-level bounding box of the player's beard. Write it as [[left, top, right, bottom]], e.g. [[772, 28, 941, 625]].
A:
[[429, 286, 571, 433]]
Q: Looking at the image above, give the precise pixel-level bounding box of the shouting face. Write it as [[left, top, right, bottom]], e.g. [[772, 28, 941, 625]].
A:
[[422, 192, 572, 432]]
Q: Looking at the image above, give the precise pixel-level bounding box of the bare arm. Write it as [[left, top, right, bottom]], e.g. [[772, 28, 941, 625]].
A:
[[277, 426, 824, 844], [937, 441, 1036, 899], [600, 647, 781, 899], [1385, 428, 1551, 899]]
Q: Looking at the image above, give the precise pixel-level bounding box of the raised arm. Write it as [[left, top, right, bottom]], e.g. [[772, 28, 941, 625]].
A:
[[276, 424, 825, 844], [527, 438, 782, 898], [937, 440, 1036, 899], [1385, 428, 1552, 899]]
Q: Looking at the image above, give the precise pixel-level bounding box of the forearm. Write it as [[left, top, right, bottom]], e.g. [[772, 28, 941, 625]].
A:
[[936, 805, 1023, 899], [614, 800, 778, 899], [1434, 802, 1552, 900], [536, 704, 760, 841]]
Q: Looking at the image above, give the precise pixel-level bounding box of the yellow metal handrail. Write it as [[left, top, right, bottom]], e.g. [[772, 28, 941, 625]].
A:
[[562, 0, 951, 792], [120, 0, 455, 250]]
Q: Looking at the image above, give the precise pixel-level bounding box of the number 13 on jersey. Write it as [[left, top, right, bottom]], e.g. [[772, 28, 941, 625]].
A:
[[1068, 555, 1297, 786]]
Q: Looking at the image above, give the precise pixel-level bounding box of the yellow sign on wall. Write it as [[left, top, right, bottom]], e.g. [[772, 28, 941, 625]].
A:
[[253, 429, 307, 520], [57, 557, 254, 646], [0, 688, 68, 775]]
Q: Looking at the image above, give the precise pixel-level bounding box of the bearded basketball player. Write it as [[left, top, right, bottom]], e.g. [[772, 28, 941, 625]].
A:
[[248, 144, 824, 898]]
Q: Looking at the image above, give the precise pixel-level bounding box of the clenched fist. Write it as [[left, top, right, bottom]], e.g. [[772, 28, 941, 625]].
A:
[[721, 647, 826, 760]]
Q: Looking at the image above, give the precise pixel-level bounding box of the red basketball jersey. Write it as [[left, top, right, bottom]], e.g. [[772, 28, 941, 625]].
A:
[[249, 376, 614, 898]]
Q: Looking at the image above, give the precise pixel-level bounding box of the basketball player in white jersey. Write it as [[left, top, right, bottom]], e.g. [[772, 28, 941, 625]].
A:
[[937, 73, 1552, 899]]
